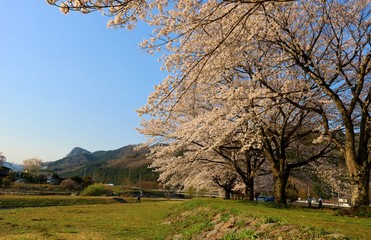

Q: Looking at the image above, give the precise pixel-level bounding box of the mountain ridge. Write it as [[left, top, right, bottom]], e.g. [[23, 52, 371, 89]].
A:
[[47, 144, 157, 185]]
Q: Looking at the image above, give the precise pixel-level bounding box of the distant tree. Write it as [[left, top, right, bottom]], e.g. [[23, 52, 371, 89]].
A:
[[36, 174, 47, 184], [212, 172, 238, 200], [254, 173, 275, 197], [0, 152, 6, 165], [1, 176, 12, 188], [82, 177, 95, 187], [51, 173, 63, 185], [23, 158, 43, 176], [71, 176, 83, 184], [0, 152, 6, 186], [311, 161, 351, 201]]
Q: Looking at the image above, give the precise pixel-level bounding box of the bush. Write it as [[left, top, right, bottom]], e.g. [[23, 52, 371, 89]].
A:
[[1, 176, 14, 188], [82, 183, 113, 196], [60, 179, 81, 190]]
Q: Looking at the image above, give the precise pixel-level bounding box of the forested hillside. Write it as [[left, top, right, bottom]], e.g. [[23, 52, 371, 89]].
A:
[[47, 145, 158, 185]]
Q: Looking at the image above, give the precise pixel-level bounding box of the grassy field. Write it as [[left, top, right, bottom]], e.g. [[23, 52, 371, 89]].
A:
[[0, 195, 119, 208], [0, 196, 180, 240], [0, 195, 369, 239], [170, 199, 370, 239]]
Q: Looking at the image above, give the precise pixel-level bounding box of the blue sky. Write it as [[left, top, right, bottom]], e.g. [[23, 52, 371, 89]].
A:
[[0, 1, 164, 164]]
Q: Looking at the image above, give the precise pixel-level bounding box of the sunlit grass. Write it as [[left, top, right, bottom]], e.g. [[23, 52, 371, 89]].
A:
[[0, 195, 117, 208], [187, 199, 371, 239], [0, 198, 181, 240], [0, 196, 369, 239]]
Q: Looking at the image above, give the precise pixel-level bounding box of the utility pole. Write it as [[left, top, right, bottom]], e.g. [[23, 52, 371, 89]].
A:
[[138, 173, 141, 188], [127, 171, 131, 186]]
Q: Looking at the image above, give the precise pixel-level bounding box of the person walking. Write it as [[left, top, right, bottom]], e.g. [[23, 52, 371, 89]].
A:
[[318, 197, 323, 209], [136, 191, 143, 203], [307, 196, 312, 208]]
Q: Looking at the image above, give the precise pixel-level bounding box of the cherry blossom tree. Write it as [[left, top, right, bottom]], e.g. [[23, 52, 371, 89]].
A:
[[255, 100, 334, 204], [46, 0, 370, 208], [23, 158, 43, 176], [211, 171, 238, 199], [138, 75, 270, 201], [254, 172, 274, 197], [147, 143, 238, 199], [144, 119, 265, 201], [135, 0, 331, 203], [212, 140, 266, 201], [139, 68, 333, 204], [251, 0, 370, 208], [310, 161, 351, 202]]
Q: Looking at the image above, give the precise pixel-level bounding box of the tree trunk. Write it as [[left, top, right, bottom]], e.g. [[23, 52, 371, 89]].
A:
[[243, 178, 255, 201], [273, 171, 289, 205], [247, 177, 255, 201], [245, 151, 255, 201], [344, 128, 370, 208], [224, 187, 231, 200], [349, 161, 370, 208]]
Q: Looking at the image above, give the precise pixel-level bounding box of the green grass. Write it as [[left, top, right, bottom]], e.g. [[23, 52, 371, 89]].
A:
[[0, 196, 181, 239], [0, 195, 117, 208], [0, 196, 369, 239], [165, 199, 370, 239], [179, 199, 371, 239], [223, 229, 257, 240]]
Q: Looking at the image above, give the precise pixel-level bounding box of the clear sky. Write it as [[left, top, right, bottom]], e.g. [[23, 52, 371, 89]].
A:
[[0, 1, 164, 164]]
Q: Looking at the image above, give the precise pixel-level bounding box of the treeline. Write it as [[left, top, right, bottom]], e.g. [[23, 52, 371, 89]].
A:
[[59, 165, 159, 186]]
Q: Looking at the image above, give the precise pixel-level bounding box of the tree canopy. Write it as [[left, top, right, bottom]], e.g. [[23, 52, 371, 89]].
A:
[[23, 158, 43, 175]]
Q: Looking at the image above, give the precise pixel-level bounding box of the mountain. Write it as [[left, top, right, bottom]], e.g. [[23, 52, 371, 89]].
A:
[[66, 147, 91, 158], [1, 162, 23, 172], [47, 145, 157, 185]]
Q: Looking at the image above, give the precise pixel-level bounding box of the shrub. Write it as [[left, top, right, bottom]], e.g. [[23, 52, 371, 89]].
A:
[[2, 176, 13, 188], [60, 179, 81, 190], [82, 183, 113, 196]]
